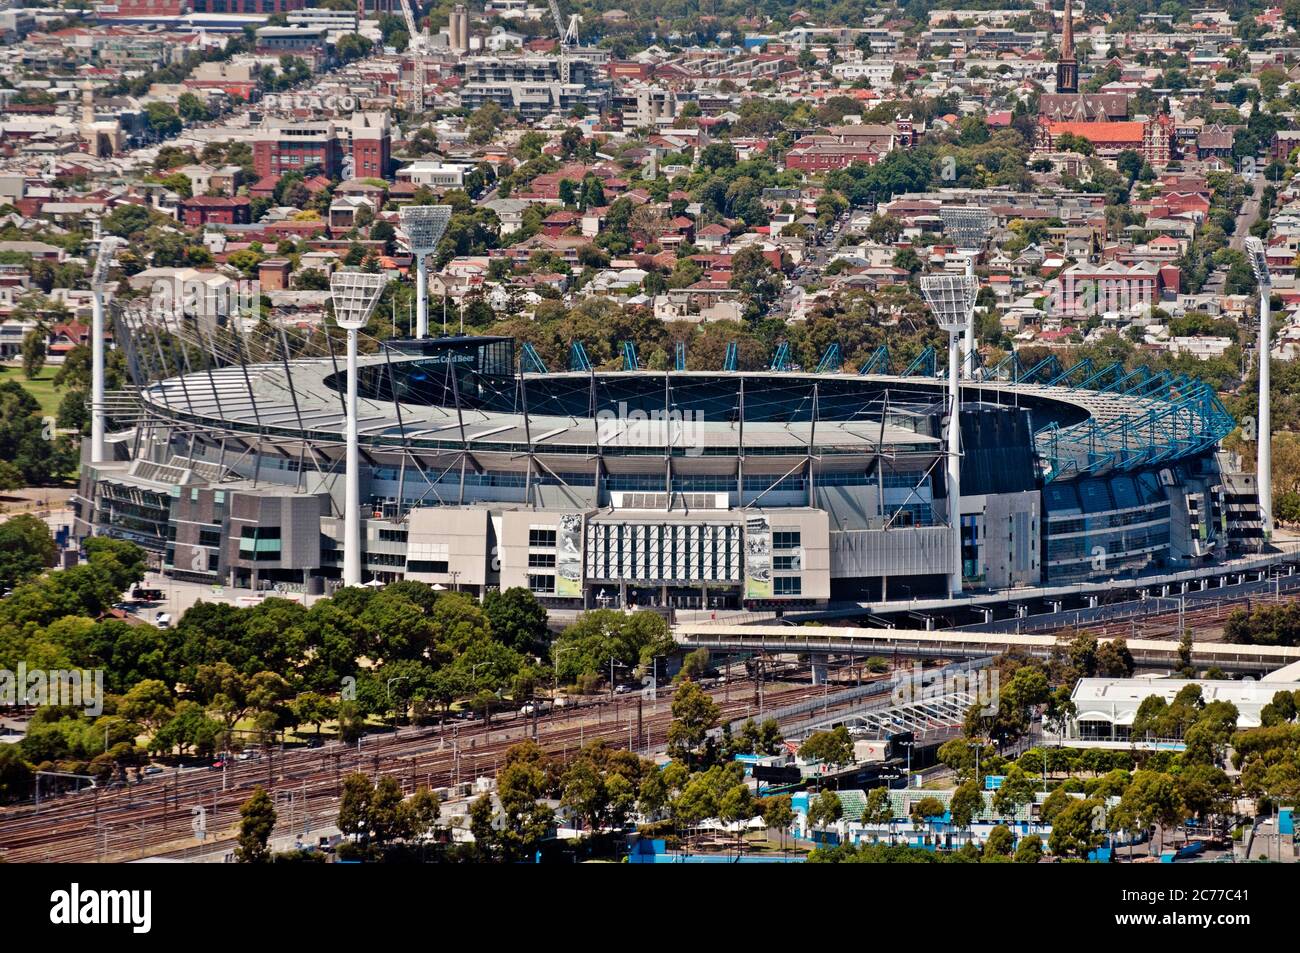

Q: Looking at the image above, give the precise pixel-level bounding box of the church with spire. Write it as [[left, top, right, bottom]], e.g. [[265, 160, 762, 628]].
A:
[[1039, 1, 1130, 123], [1034, 1, 1172, 168], [1056, 0, 1078, 94]]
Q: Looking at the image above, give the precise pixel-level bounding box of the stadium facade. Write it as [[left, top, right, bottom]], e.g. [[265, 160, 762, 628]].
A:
[[74, 330, 1261, 610]]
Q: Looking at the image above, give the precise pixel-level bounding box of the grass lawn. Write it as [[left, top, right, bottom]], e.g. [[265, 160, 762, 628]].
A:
[[5, 365, 66, 418]]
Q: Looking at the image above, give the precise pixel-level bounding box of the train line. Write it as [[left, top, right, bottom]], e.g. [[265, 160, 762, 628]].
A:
[[0, 679, 835, 863]]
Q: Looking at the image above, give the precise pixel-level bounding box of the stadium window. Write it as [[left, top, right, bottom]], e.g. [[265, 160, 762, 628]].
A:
[[528, 573, 555, 594], [406, 560, 449, 574], [774, 577, 802, 596], [528, 553, 556, 568], [772, 531, 801, 550], [199, 528, 222, 548], [529, 528, 557, 547], [239, 526, 282, 561]]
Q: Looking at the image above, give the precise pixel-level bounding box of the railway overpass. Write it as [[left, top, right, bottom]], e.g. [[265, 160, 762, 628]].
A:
[[674, 623, 1300, 677]]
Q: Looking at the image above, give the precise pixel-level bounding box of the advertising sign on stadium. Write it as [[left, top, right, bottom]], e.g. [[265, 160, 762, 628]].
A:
[[744, 515, 772, 600], [556, 513, 583, 597]]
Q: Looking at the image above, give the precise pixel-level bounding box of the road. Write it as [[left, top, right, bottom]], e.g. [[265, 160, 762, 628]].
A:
[[772, 210, 854, 322], [1229, 155, 1268, 253]]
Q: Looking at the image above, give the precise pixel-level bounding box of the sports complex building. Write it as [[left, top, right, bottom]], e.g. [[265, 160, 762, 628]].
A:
[[72, 319, 1266, 612]]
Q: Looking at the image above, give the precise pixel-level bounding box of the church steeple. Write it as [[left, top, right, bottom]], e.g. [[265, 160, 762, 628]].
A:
[[1057, 0, 1079, 94]]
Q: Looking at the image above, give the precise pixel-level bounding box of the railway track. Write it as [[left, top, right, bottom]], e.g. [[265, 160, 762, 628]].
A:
[[0, 679, 833, 863], [1023, 591, 1286, 643]]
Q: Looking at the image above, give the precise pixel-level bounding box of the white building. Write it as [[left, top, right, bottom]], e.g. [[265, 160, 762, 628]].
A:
[[1065, 672, 1300, 748], [395, 161, 466, 189]]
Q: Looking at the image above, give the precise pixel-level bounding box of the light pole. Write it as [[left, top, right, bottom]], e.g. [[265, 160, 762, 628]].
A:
[[89, 236, 123, 463], [387, 675, 410, 729], [552, 644, 575, 699], [398, 205, 451, 339], [938, 206, 992, 379], [1245, 237, 1273, 542], [329, 270, 389, 588], [608, 657, 626, 701], [921, 272, 979, 598]]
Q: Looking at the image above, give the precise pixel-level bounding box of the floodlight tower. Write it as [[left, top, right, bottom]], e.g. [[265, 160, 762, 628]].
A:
[[921, 273, 979, 598], [962, 251, 977, 376], [399, 205, 452, 339], [939, 206, 993, 378], [330, 270, 389, 586], [89, 236, 122, 463], [1246, 237, 1273, 541]]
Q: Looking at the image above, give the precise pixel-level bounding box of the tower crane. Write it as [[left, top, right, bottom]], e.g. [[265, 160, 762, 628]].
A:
[[548, 0, 580, 47], [399, 0, 426, 112]]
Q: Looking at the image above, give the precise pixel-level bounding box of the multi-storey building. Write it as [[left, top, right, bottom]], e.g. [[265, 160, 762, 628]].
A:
[[459, 56, 609, 121], [252, 113, 391, 180]]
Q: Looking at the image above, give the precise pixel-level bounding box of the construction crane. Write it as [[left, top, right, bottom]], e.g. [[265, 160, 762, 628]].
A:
[[399, 0, 427, 112], [548, 0, 580, 47]]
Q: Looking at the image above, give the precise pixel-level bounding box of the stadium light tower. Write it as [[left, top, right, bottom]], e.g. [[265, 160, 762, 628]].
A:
[[330, 270, 389, 586], [1246, 237, 1273, 542], [921, 273, 979, 598], [940, 207, 993, 378], [399, 205, 452, 339], [89, 236, 123, 463]]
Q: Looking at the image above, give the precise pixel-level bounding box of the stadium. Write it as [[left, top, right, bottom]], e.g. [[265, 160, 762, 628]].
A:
[[73, 312, 1263, 615]]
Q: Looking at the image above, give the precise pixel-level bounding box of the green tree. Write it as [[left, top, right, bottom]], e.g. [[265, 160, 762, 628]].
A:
[[490, 741, 555, 862], [235, 786, 277, 863], [666, 679, 720, 767], [0, 514, 57, 590], [482, 586, 547, 654], [985, 824, 1014, 857], [762, 794, 796, 853], [83, 537, 147, 592], [177, 92, 210, 123], [1119, 770, 1184, 854], [949, 779, 985, 840], [1014, 833, 1043, 863], [21, 327, 46, 379], [807, 788, 843, 830], [1049, 798, 1106, 859], [798, 726, 854, 767], [862, 786, 895, 840], [144, 102, 181, 138]]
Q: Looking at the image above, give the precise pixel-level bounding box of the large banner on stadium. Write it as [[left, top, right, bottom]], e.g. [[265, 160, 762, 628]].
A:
[[556, 513, 583, 597], [744, 515, 772, 600]]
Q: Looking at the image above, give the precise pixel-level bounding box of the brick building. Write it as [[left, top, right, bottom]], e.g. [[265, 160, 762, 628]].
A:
[[178, 196, 252, 227], [252, 113, 391, 181]]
